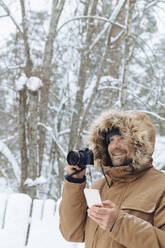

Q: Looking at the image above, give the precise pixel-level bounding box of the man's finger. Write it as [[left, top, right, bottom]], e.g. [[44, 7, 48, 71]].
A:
[[102, 200, 116, 208], [99, 223, 106, 230], [90, 206, 110, 215], [88, 209, 103, 222]]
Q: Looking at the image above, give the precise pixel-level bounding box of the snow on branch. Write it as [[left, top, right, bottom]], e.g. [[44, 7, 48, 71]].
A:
[[89, 25, 125, 51], [137, 110, 165, 122], [134, 35, 161, 78], [0, 141, 20, 183], [24, 176, 47, 187], [15, 75, 43, 91], [145, 0, 159, 9], [111, 29, 125, 44], [57, 129, 70, 137], [88, 0, 127, 51], [0, 0, 22, 34], [0, 14, 8, 18], [26, 77, 43, 91], [56, 16, 126, 35], [37, 122, 67, 158], [98, 86, 149, 108], [88, 22, 110, 51], [99, 75, 120, 84], [130, 35, 159, 82], [99, 86, 120, 91]]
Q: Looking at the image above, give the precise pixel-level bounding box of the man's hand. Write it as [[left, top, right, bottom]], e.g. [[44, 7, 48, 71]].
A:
[[65, 164, 86, 179], [87, 200, 119, 231]]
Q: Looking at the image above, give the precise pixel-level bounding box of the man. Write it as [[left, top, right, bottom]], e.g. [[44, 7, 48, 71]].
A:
[[59, 109, 165, 248]]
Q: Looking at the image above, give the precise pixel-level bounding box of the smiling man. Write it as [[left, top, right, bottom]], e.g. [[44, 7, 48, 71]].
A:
[[60, 109, 165, 248], [106, 128, 133, 167]]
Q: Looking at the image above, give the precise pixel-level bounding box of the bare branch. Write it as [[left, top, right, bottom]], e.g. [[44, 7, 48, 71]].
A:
[[0, 0, 22, 33], [56, 15, 126, 35], [137, 110, 165, 122], [37, 122, 67, 158], [111, 29, 125, 44], [98, 86, 149, 108], [0, 14, 8, 18], [145, 0, 158, 9], [89, 24, 125, 51]]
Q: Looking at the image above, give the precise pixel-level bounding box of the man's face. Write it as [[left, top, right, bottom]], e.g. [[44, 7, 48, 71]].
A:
[[108, 135, 132, 167]]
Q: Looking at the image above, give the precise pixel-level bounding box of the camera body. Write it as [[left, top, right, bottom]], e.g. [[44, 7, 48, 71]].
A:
[[67, 148, 94, 168]]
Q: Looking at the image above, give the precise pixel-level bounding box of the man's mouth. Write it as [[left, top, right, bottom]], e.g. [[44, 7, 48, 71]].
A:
[[112, 153, 126, 156], [112, 153, 126, 158]]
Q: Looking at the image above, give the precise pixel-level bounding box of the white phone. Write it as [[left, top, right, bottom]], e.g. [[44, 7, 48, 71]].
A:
[[84, 188, 103, 208]]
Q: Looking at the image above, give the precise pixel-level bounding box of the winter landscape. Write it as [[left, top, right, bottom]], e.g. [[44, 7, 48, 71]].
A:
[[0, 0, 165, 247]]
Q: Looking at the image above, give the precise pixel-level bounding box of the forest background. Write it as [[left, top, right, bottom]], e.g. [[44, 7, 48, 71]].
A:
[[0, 0, 165, 201]]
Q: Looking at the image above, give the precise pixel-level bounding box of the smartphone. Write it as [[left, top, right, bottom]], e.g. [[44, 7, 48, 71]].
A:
[[84, 188, 103, 208]]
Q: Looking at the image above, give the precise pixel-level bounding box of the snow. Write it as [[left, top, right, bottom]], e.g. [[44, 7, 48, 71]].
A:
[[0, 194, 84, 248], [26, 77, 43, 91], [16, 76, 43, 92], [83, 76, 97, 102], [153, 135, 165, 170], [37, 122, 67, 157], [0, 193, 32, 248], [53, 198, 84, 248], [15, 75, 27, 91], [0, 142, 20, 183], [0, 0, 165, 246], [24, 176, 47, 187]]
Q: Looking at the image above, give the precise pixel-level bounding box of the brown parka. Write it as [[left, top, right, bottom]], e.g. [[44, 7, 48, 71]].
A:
[[59, 110, 165, 248]]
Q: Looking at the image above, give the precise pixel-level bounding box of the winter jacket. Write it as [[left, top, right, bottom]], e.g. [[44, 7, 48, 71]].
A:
[[59, 109, 165, 248]]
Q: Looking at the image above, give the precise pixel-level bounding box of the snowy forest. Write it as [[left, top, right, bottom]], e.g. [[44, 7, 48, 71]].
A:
[[0, 0, 165, 201]]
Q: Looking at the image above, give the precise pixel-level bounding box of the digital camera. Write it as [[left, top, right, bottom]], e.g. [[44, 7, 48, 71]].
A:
[[67, 148, 94, 168]]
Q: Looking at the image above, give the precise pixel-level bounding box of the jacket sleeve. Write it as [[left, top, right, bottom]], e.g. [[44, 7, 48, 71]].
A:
[[109, 194, 165, 248], [59, 180, 87, 242]]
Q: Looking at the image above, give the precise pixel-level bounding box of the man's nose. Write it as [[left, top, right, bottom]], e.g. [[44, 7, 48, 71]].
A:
[[112, 140, 121, 149]]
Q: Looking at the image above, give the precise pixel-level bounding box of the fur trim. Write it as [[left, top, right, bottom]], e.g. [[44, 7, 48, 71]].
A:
[[88, 109, 155, 171]]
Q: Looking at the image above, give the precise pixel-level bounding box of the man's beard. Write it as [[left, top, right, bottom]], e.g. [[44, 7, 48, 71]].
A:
[[112, 157, 132, 167]]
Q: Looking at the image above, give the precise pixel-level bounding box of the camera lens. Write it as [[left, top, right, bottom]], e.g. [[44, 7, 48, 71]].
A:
[[67, 151, 80, 165], [66, 148, 94, 167]]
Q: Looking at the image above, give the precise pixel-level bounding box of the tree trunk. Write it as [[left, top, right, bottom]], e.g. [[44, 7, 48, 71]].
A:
[[120, 1, 136, 109], [19, 0, 33, 76], [68, 0, 98, 151], [19, 88, 28, 193], [120, 1, 130, 109], [38, 0, 65, 175], [108, 0, 127, 79], [26, 90, 38, 198]]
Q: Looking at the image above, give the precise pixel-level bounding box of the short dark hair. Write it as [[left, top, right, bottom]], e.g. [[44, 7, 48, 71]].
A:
[[104, 127, 121, 146]]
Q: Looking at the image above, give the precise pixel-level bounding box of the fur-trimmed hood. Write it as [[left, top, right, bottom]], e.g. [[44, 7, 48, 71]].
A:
[[88, 109, 155, 171]]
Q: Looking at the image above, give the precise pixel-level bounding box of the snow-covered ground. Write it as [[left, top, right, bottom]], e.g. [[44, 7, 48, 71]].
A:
[[54, 199, 84, 248], [0, 194, 84, 248]]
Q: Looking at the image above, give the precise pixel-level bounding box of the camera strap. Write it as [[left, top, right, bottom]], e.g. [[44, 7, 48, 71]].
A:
[[65, 167, 85, 178], [64, 167, 86, 183]]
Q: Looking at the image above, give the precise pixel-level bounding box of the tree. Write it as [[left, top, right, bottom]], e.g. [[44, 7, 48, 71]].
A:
[[0, 0, 164, 200]]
